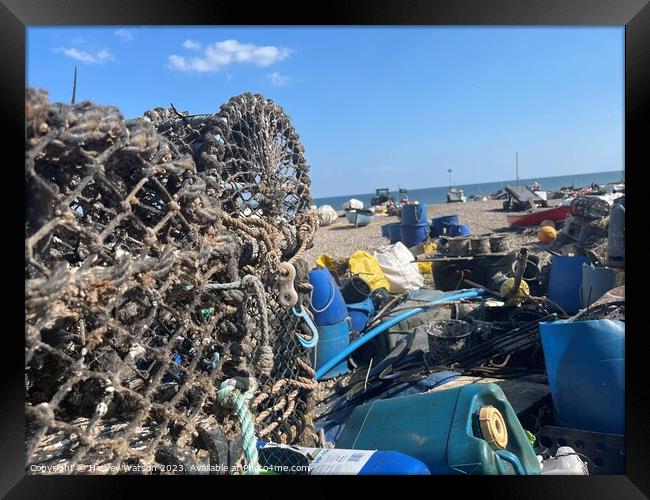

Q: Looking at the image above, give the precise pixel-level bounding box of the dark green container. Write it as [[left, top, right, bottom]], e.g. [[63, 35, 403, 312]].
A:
[[335, 383, 541, 475]]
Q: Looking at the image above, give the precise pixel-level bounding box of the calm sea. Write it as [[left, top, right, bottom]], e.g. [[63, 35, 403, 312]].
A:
[[312, 170, 624, 209]]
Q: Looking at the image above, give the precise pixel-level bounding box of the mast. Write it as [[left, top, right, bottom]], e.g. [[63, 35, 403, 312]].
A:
[[516, 152, 519, 189], [71, 65, 78, 104]]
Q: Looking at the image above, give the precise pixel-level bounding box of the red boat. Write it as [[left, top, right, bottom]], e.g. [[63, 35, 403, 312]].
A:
[[506, 205, 571, 227]]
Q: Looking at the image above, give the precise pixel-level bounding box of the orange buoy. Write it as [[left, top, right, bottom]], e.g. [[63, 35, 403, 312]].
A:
[[538, 225, 557, 244]]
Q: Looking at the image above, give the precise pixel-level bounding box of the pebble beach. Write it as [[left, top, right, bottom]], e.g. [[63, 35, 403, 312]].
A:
[[304, 200, 549, 265]]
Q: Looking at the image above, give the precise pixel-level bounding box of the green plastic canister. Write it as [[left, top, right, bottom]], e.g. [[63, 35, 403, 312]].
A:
[[335, 383, 541, 475]]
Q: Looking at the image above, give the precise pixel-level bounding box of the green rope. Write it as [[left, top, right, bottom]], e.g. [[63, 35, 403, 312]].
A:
[[218, 377, 260, 475]]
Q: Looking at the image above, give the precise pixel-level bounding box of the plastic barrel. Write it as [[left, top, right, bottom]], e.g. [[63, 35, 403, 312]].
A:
[[312, 318, 351, 380], [548, 255, 590, 314], [446, 224, 471, 237], [347, 296, 375, 332], [401, 203, 428, 226], [430, 215, 459, 238], [387, 223, 402, 244], [580, 264, 617, 307], [400, 225, 429, 247], [539, 319, 624, 434], [308, 269, 348, 326], [381, 223, 390, 238]]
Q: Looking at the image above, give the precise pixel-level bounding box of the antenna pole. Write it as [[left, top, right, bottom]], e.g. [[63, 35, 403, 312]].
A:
[[515, 152, 519, 189], [71, 65, 77, 104]]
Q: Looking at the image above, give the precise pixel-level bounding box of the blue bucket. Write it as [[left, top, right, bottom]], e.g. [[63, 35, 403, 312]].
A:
[[540, 319, 624, 434], [430, 215, 459, 238], [312, 318, 351, 380], [548, 255, 590, 314], [347, 297, 375, 332], [308, 268, 348, 326], [400, 224, 429, 247], [580, 264, 617, 308], [387, 223, 402, 244], [401, 203, 428, 226], [446, 224, 471, 237]]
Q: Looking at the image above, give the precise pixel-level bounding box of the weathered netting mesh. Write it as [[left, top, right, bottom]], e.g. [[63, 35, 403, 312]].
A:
[[25, 88, 320, 474]]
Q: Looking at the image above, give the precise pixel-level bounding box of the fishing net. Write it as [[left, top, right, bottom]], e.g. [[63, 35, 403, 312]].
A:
[[25, 88, 321, 474]]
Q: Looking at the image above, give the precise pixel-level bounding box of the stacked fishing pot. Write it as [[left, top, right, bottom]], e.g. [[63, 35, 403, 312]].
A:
[[25, 88, 321, 474]]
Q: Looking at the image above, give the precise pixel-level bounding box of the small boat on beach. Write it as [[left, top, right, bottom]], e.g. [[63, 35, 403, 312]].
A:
[[447, 188, 467, 203], [345, 208, 375, 227], [506, 205, 571, 227]]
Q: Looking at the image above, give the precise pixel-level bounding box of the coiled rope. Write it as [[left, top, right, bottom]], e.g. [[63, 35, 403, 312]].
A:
[[217, 377, 260, 475]]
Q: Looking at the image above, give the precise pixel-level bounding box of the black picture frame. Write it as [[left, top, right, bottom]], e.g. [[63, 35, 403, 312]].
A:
[[3, 0, 647, 497]]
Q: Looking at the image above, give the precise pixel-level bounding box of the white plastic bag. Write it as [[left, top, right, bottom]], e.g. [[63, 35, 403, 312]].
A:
[[317, 205, 338, 226], [373, 242, 424, 293]]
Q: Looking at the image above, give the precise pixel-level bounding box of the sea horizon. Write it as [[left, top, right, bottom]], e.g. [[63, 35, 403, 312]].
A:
[[312, 170, 624, 209]]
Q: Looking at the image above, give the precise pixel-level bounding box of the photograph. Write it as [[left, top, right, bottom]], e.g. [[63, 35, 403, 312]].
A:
[[23, 23, 627, 477]]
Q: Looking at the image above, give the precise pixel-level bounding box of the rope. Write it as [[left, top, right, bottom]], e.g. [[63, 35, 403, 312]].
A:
[[217, 377, 260, 475]]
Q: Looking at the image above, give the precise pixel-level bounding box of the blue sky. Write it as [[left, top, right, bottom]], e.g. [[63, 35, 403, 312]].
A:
[[27, 27, 624, 198]]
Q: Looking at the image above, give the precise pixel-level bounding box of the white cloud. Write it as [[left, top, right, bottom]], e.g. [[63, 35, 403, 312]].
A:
[[168, 39, 292, 73], [267, 72, 291, 86], [53, 47, 115, 64], [114, 29, 134, 42], [182, 39, 202, 51]]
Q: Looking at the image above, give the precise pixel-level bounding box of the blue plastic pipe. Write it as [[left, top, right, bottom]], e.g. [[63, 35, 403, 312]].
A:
[[314, 288, 485, 380]]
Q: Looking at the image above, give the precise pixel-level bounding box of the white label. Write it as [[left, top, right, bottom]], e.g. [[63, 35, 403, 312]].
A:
[[260, 443, 375, 475], [303, 448, 375, 475]]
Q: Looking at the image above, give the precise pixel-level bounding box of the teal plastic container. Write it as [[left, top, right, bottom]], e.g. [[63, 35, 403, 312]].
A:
[[312, 319, 351, 380], [335, 383, 541, 475]]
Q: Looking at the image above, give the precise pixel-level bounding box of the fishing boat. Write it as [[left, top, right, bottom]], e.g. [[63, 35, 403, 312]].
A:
[[446, 188, 467, 203], [506, 205, 571, 227], [345, 208, 375, 227]]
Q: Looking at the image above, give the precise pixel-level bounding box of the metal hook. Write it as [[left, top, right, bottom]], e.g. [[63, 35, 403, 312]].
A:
[[291, 304, 319, 349]]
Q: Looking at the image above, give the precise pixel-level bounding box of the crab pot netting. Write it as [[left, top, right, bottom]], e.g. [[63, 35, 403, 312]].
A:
[[25, 88, 320, 474]]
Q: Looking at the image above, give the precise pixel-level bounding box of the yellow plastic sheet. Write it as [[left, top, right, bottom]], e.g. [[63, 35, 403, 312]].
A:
[[348, 250, 390, 290], [315, 254, 337, 271]]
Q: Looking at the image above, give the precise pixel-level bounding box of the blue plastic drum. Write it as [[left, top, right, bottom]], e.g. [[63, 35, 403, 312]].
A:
[[446, 223, 471, 237], [548, 255, 590, 314], [401, 204, 428, 226], [312, 318, 351, 380], [387, 223, 402, 244], [400, 225, 429, 247], [347, 297, 375, 332], [308, 268, 348, 326], [430, 215, 459, 238], [540, 319, 624, 434]]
